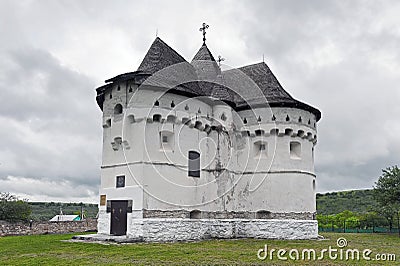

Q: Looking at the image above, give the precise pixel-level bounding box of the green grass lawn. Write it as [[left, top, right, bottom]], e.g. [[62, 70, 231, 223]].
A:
[[0, 232, 399, 265]]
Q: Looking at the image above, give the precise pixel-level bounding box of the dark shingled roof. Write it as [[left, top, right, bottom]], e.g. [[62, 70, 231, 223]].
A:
[[224, 62, 321, 120], [137, 37, 187, 74], [236, 62, 295, 104], [95, 37, 321, 120], [192, 44, 216, 62]]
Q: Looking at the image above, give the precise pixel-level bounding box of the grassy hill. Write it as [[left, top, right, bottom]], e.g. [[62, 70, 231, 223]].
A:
[[316, 189, 378, 215], [29, 202, 98, 221]]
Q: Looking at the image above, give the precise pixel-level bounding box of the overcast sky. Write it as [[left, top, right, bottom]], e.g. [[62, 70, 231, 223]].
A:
[[1, 0, 399, 203]]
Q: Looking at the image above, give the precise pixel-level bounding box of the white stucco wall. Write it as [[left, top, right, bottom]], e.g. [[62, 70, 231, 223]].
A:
[[97, 84, 319, 239]]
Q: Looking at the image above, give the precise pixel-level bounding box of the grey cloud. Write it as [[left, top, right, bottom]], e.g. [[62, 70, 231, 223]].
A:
[[1, 0, 399, 201], [0, 47, 101, 198]]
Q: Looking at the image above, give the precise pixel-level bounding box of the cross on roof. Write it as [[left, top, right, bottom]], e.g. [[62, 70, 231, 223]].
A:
[[217, 55, 225, 66], [199, 22, 209, 44]]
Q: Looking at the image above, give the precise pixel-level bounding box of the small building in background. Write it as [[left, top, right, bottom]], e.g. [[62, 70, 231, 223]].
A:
[[49, 215, 81, 222]]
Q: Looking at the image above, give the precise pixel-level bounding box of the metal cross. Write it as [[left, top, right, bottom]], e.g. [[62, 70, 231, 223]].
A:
[[199, 22, 209, 44], [217, 55, 225, 66]]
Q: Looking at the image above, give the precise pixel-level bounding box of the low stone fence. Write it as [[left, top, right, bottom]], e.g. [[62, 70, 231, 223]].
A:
[[0, 219, 97, 236]]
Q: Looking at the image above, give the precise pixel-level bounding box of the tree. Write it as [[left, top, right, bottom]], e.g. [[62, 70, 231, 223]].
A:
[[0, 192, 31, 222], [374, 166, 400, 236], [359, 211, 381, 231]]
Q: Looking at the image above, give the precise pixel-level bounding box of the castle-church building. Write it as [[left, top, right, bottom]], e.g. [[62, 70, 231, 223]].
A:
[[95, 33, 321, 241]]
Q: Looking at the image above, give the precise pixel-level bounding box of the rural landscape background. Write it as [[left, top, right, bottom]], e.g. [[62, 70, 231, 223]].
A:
[[14, 189, 395, 233]]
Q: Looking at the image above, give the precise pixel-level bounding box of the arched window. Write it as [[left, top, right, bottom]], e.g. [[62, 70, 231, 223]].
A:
[[114, 104, 123, 114], [188, 151, 200, 177]]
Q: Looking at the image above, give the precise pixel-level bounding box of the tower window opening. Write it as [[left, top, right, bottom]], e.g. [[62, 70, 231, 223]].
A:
[[254, 141, 267, 158], [105, 119, 111, 128], [255, 129, 264, 136], [160, 131, 174, 151], [290, 141, 301, 159], [190, 210, 201, 219], [116, 175, 125, 188], [153, 114, 162, 122], [188, 151, 200, 177], [127, 115, 135, 124], [162, 135, 168, 143], [114, 104, 123, 114]]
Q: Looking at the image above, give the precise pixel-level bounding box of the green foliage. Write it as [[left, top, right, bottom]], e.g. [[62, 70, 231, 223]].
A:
[[373, 165, 400, 234], [0, 193, 31, 222], [316, 189, 378, 215], [374, 165, 400, 207], [318, 210, 360, 229]]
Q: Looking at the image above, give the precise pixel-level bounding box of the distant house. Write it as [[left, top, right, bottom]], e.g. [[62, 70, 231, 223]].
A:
[[49, 215, 81, 222]]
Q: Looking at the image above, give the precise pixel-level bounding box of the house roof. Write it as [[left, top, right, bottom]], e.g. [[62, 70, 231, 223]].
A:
[[49, 215, 81, 222]]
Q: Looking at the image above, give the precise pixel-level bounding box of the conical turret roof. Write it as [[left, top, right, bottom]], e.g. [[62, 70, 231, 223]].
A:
[[223, 62, 321, 120], [137, 37, 187, 74], [192, 43, 216, 62]]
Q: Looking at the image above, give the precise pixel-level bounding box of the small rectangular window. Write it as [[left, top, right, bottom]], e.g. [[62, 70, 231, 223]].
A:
[[160, 131, 174, 151], [116, 175, 125, 188], [254, 141, 267, 157], [290, 141, 301, 159], [188, 151, 200, 177], [162, 135, 168, 143]]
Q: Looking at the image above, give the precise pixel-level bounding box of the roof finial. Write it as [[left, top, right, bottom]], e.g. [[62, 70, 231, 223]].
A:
[[199, 22, 209, 44], [217, 55, 225, 67], [156, 28, 158, 37], [262, 53, 265, 63]]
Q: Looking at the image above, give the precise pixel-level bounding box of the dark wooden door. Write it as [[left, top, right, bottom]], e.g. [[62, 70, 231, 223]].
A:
[[110, 200, 128, 236]]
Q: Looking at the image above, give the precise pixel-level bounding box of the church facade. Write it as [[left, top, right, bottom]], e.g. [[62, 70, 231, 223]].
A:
[[95, 32, 321, 241]]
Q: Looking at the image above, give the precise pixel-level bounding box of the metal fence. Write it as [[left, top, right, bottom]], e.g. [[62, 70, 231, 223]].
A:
[[319, 227, 400, 233]]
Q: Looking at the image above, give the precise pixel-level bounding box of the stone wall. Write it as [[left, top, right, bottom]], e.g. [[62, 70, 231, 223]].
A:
[[142, 210, 314, 220], [128, 219, 318, 241], [0, 219, 97, 237]]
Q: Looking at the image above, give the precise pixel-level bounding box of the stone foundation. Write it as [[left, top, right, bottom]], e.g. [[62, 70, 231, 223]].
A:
[[142, 210, 314, 220], [126, 219, 318, 242]]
